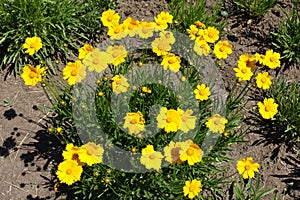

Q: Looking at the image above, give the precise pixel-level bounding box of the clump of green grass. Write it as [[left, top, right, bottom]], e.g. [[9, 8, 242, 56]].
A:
[[0, 0, 115, 74], [231, 0, 277, 17]]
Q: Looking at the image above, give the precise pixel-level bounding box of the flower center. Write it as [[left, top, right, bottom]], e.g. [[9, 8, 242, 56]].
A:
[[107, 16, 113, 22], [87, 150, 93, 155], [72, 153, 79, 160], [182, 116, 187, 122], [165, 33, 171, 38], [189, 185, 197, 192], [166, 117, 172, 123], [219, 46, 225, 52], [199, 89, 205, 96], [92, 59, 99, 65], [241, 68, 247, 74], [261, 78, 267, 83], [158, 44, 164, 50], [208, 32, 214, 38], [270, 57, 275, 62], [187, 148, 194, 156], [130, 119, 137, 124], [142, 28, 149, 34], [29, 71, 36, 78], [168, 59, 175, 64], [149, 154, 155, 159], [112, 52, 119, 58], [214, 119, 221, 125], [71, 69, 77, 76], [30, 43, 35, 48], [66, 169, 72, 175], [265, 105, 271, 112], [114, 28, 121, 34], [245, 165, 251, 170]]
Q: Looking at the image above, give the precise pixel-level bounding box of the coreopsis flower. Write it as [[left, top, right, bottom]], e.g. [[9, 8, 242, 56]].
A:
[[106, 45, 127, 66], [63, 60, 86, 85], [107, 23, 127, 40], [255, 53, 267, 66], [180, 140, 203, 165], [141, 86, 152, 93], [101, 9, 120, 27], [137, 22, 155, 39], [164, 141, 189, 164], [159, 31, 176, 44], [123, 111, 145, 134], [140, 145, 163, 171], [257, 98, 278, 119], [178, 109, 196, 133], [154, 11, 173, 30], [238, 54, 256, 70], [78, 44, 94, 59], [183, 179, 202, 199], [156, 107, 181, 133], [56, 160, 83, 185], [23, 36, 42, 55], [233, 62, 253, 81], [151, 37, 172, 56], [194, 40, 211, 56], [161, 53, 181, 72], [187, 25, 199, 40], [203, 27, 219, 43], [213, 40, 232, 59], [194, 20, 206, 29], [83, 48, 110, 73], [265, 49, 280, 69], [237, 157, 260, 179], [78, 142, 104, 166], [256, 72, 272, 90], [123, 17, 140, 37], [62, 143, 84, 166], [21, 64, 46, 86], [194, 84, 210, 101], [206, 114, 228, 134], [111, 74, 129, 94]]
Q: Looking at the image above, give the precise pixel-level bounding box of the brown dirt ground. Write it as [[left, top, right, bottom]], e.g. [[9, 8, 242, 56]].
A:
[[0, 0, 299, 199]]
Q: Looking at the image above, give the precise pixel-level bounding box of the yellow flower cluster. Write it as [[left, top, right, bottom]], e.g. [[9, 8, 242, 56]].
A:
[[56, 142, 104, 185], [140, 140, 203, 171], [186, 21, 232, 59]]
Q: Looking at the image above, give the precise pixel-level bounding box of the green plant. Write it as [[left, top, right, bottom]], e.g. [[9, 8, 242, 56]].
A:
[[167, 0, 224, 33], [234, 174, 277, 200], [0, 0, 115, 74], [272, 0, 300, 64], [232, 0, 277, 17]]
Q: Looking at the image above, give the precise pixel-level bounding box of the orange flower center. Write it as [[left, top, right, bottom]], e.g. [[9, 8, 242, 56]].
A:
[[199, 89, 205, 96], [72, 153, 79, 160], [168, 59, 175, 64], [158, 44, 164, 50], [265, 105, 271, 112], [66, 169, 72, 175], [165, 33, 171, 39], [130, 119, 137, 124], [87, 150, 93, 155], [219, 46, 225, 52], [189, 185, 197, 192], [149, 154, 155, 159], [71, 69, 77, 76], [200, 44, 206, 49], [166, 117, 172, 123], [214, 119, 221, 125], [114, 28, 121, 34], [182, 116, 187, 122], [245, 165, 251, 170], [128, 24, 134, 30], [142, 28, 149, 34], [107, 16, 113, 22], [29, 71, 36, 78], [270, 57, 275, 62], [92, 59, 99, 65], [241, 68, 247, 74], [187, 148, 194, 156], [30, 43, 35, 48], [208, 32, 214, 38], [261, 78, 267, 83]]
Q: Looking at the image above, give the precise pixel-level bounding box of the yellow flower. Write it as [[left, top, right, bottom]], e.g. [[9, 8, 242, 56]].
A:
[[161, 53, 181, 72], [194, 40, 211, 56], [62, 143, 84, 166], [256, 72, 272, 89], [83, 48, 110, 73], [194, 84, 210, 101], [255, 53, 267, 66], [187, 25, 199, 40], [106, 45, 127, 66], [78, 44, 94, 59], [159, 31, 176, 44], [265, 49, 280, 69], [101, 9, 120, 27], [154, 12, 173, 30], [21, 64, 46, 86], [140, 145, 163, 171], [141, 86, 152, 93], [180, 140, 203, 166], [178, 109, 196, 133], [183, 179, 202, 199], [213, 40, 232, 59], [123, 17, 140, 37], [56, 160, 83, 185], [78, 142, 104, 166], [56, 127, 63, 133], [63, 60, 86, 85], [194, 20, 206, 29], [107, 23, 127, 40], [111, 74, 130, 94], [257, 98, 278, 119], [156, 107, 181, 133], [203, 27, 219, 43], [237, 157, 260, 179], [164, 141, 189, 164], [123, 111, 145, 134], [238, 54, 256, 70], [137, 22, 155, 39], [151, 37, 172, 56], [233, 62, 253, 81], [23, 36, 42, 55], [206, 114, 228, 134]]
